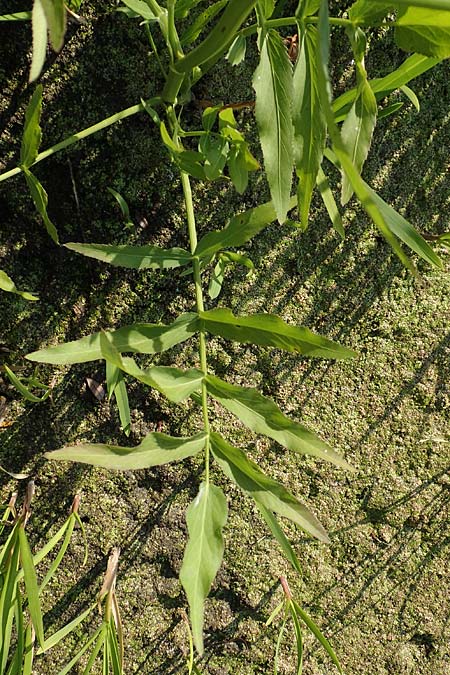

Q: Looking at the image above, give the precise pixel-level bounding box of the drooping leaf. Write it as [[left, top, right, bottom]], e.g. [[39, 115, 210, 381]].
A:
[[316, 166, 344, 238], [100, 331, 204, 403], [0, 270, 38, 301], [110, 370, 131, 435], [206, 375, 354, 470], [18, 526, 45, 647], [30, 0, 47, 82], [65, 242, 191, 270], [400, 84, 420, 111], [180, 482, 227, 655], [362, 181, 443, 268], [341, 27, 377, 205], [27, 312, 200, 364], [45, 431, 207, 469], [195, 195, 297, 260], [253, 30, 294, 224], [293, 26, 326, 228], [200, 308, 356, 359], [256, 503, 303, 574], [22, 168, 59, 243], [210, 432, 329, 542], [20, 85, 43, 168], [395, 6, 450, 58], [37, 604, 96, 654], [40, 0, 66, 51]]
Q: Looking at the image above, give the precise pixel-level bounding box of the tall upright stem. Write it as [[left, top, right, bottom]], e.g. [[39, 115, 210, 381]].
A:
[[180, 170, 211, 483]]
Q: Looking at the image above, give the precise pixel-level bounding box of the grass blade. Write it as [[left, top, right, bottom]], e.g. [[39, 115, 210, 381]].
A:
[[291, 599, 342, 673], [18, 526, 44, 648]]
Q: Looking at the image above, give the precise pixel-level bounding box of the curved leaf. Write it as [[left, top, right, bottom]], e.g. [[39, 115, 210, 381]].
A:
[[22, 168, 59, 243], [210, 432, 329, 542], [200, 308, 356, 359], [45, 432, 207, 470], [206, 375, 354, 470], [41, 0, 66, 51], [0, 270, 38, 301], [20, 85, 43, 168], [256, 503, 303, 574], [180, 483, 227, 655], [253, 30, 293, 224], [65, 243, 192, 270], [27, 312, 200, 364], [30, 0, 47, 82]]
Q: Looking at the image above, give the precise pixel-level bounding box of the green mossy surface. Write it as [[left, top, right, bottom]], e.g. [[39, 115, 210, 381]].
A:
[[0, 2, 449, 674]]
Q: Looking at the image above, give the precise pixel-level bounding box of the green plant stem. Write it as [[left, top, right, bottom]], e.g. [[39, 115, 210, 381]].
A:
[[0, 97, 162, 184], [240, 15, 363, 38], [180, 169, 211, 483]]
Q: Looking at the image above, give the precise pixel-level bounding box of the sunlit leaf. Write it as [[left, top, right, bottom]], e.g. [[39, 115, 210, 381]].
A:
[[27, 312, 200, 364], [40, 0, 66, 51], [253, 30, 293, 224], [316, 166, 344, 238], [22, 168, 59, 243], [65, 242, 191, 270], [121, 0, 158, 20], [0, 270, 38, 301], [200, 308, 356, 359], [226, 34, 247, 65], [293, 26, 326, 228], [19, 526, 45, 647], [290, 599, 343, 673], [45, 431, 207, 469], [206, 375, 354, 470], [396, 6, 450, 58], [30, 0, 47, 82], [210, 432, 329, 542], [180, 482, 227, 654], [4, 365, 50, 402]]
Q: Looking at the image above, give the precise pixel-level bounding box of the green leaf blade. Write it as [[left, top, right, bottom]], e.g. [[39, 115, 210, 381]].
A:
[[27, 312, 200, 364], [19, 526, 45, 648], [30, 0, 47, 82], [206, 375, 354, 471], [20, 85, 43, 168], [0, 270, 38, 301], [65, 243, 192, 270], [293, 27, 326, 228], [210, 432, 329, 542], [180, 482, 228, 655], [253, 30, 294, 224], [45, 432, 207, 470], [256, 503, 302, 574], [395, 7, 450, 59], [200, 308, 356, 359], [22, 168, 59, 244]]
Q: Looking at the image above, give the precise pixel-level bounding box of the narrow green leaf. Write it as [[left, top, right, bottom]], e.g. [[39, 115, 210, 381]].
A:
[[256, 503, 302, 574], [37, 604, 96, 654], [0, 532, 20, 669], [226, 34, 247, 65], [0, 12, 32, 21], [39, 514, 76, 593], [22, 623, 35, 675], [341, 28, 377, 205], [363, 182, 443, 268], [208, 258, 226, 300], [206, 375, 354, 470], [27, 312, 200, 364], [107, 187, 131, 221], [293, 26, 326, 229], [40, 0, 66, 51], [100, 331, 204, 403], [200, 308, 356, 359], [56, 626, 104, 675], [65, 242, 191, 270], [18, 526, 44, 648], [4, 365, 50, 403], [290, 599, 342, 673], [210, 432, 329, 542], [332, 54, 440, 121], [20, 85, 43, 168], [45, 432, 207, 470], [82, 625, 107, 675], [10, 583, 25, 674], [113, 373, 131, 436], [316, 166, 344, 238], [22, 168, 59, 244], [274, 617, 288, 675], [395, 6, 450, 58], [400, 84, 420, 111], [253, 30, 294, 224], [199, 134, 229, 180], [181, 0, 228, 46], [0, 270, 38, 301], [195, 195, 297, 259], [108, 618, 122, 675], [180, 482, 228, 655], [377, 101, 404, 120], [30, 0, 47, 82], [289, 600, 304, 675], [348, 0, 393, 25]]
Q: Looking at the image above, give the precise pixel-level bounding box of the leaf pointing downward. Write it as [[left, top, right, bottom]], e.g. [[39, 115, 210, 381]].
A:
[[253, 30, 293, 224], [180, 482, 227, 655]]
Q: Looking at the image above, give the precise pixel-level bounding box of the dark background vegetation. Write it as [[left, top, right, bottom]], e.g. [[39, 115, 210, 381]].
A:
[[0, 1, 449, 673]]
